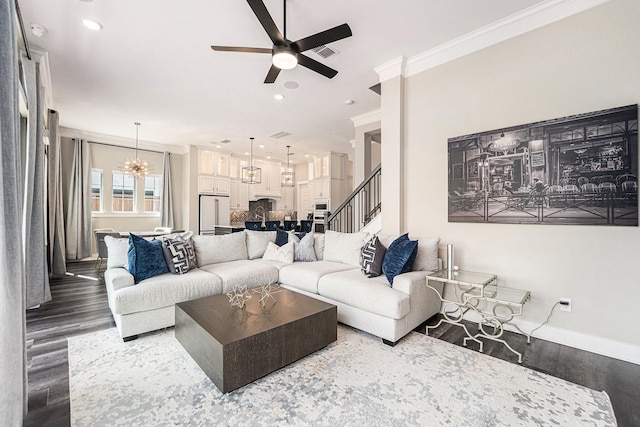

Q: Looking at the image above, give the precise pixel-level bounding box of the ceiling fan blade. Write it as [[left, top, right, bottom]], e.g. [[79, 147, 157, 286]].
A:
[[264, 64, 281, 84], [292, 23, 352, 53], [298, 54, 338, 79], [211, 46, 272, 54], [247, 0, 285, 45]]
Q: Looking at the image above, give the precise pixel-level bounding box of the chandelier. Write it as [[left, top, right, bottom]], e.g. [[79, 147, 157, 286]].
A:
[[121, 122, 149, 178], [281, 145, 295, 187], [242, 137, 262, 184]]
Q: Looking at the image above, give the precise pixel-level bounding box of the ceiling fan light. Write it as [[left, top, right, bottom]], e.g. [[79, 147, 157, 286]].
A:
[[272, 51, 298, 70]]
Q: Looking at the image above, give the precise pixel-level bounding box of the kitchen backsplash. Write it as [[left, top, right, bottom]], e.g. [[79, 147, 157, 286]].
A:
[[230, 210, 297, 227]]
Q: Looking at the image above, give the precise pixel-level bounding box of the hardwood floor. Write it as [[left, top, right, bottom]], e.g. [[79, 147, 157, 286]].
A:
[[25, 261, 640, 426]]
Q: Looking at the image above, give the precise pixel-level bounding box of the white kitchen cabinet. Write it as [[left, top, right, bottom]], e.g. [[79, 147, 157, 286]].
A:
[[312, 152, 345, 180], [229, 157, 248, 179], [230, 179, 249, 210], [199, 149, 230, 176], [250, 159, 282, 198], [198, 175, 230, 195], [313, 179, 331, 199], [277, 186, 296, 211]]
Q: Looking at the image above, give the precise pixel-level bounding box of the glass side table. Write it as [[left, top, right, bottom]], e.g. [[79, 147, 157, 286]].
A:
[[426, 270, 531, 363]]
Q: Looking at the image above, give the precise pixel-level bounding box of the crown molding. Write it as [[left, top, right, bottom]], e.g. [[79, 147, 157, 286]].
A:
[[59, 126, 188, 155], [350, 109, 381, 128], [374, 56, 406, 82], [374, 0, 612, 81]]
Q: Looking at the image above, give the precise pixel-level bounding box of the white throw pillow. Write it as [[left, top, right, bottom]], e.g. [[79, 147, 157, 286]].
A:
[[322, 230, 370, 267], [314, 233, 325, 260], [104, 235, 129, 269], [192, 231, 248, 267], [262, 241, 294, 264], [246, 230, 277, 259], [289, 232, 317, 262], [411, 236, 441, 272]]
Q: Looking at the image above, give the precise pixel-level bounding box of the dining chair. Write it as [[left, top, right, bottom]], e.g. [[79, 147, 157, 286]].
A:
[[94, 230, 120, 272]]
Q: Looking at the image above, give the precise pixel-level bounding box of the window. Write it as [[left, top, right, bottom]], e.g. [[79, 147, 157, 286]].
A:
[[91, 170, 103, 212], [144, 176, 162, 213], [112, 172, 135, 212]]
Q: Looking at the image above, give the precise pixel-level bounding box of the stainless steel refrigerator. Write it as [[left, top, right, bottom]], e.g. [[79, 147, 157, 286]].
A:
[[199, 195, 230, 235]]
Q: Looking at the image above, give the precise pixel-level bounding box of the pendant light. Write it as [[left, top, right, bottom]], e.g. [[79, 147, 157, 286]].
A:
[[242, 137, 261, 184], [121, 122, 149, 178], [281, 145, 295, 187]]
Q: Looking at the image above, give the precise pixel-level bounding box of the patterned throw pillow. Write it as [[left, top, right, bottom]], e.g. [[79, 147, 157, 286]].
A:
[[161, 236, 197, 275], [289, 232, 317, 262], [382, 234, 418, 285], [360, 235, 387, 278]]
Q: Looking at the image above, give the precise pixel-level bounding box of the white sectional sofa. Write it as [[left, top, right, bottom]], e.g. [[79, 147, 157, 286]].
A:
[[104, 230, 444, 345]]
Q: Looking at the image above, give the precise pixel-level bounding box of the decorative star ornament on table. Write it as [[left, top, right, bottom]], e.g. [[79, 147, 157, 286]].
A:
[[252, 282, 282, 307], [226, 285, 252, 309]]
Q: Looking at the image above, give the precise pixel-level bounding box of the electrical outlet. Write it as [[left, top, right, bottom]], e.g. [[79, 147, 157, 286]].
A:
[[559, 298, 572, 312]]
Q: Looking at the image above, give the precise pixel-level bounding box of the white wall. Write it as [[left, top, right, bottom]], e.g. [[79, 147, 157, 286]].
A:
[[398, 0, 640, 360]]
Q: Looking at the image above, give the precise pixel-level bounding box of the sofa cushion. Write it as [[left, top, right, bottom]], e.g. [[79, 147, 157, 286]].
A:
[[323, 230, 369, 267], [109, 268, 223, 315], [262, 242, 294, 264], [192, 232, 248, 266], [317, 269, 410, 320], [160, 236, 197, 275], [360, 235, 386, 278], [382, 234, 418, 285], [198, 260, 279, 293], [105, 235, 129, 269], [246, 230, 276, 259], [127, 234, 169, 284], [279, 261, 356, 294], [290, 232, 317, 262]]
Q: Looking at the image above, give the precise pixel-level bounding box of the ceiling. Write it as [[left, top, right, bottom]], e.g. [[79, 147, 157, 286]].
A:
[[18, 0, 543, 164]]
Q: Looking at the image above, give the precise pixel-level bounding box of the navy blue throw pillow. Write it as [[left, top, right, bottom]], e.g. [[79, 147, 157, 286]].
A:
[[128, 234, 169, 284], [275, 229, 290, 246], [382, 234, 418, 285]]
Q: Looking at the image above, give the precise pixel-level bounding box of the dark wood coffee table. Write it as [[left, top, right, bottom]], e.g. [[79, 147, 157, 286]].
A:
[[175, 287, 337, 393]]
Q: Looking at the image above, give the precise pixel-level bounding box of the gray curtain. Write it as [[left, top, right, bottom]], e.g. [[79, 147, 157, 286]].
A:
[[160, 151, 174, 228], [47, 110, 66, 276], [22, 53, 51, 308], [0, 0, 27, 422], [65, 139, 92, 259]]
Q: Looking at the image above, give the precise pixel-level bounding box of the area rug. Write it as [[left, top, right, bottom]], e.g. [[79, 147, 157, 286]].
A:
[[68, 326, 616, 426]]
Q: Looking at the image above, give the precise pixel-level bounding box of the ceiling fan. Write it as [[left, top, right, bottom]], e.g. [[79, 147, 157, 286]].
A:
[[211, 0, 352, 84]]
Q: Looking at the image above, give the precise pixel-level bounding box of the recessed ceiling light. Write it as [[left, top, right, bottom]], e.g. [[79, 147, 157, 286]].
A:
[[215, 145, 221, 149], [259, 144, 265, 148], [304, 154, 309, 158], [344, 99, 354, 105], [244, 152, 249, 156], [284, 81, 299, 89], [267, 156, 272, 159], [274, 94, 284, 101], [82, 19, 102, 31]]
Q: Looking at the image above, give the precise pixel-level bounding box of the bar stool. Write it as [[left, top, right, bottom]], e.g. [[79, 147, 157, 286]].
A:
[[264, 220, 281, 231], [283, 220, 297, 231], [300, 220, 313, 233], [244, 221, 261, 230]]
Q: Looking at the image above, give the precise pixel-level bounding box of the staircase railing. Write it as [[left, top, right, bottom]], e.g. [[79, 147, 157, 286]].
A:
[[326, 164, 381, 233]]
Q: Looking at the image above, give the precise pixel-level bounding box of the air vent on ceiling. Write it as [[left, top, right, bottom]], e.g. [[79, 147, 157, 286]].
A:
[[311, 45, 338, 59], [220, 139, 231, 144], [268, 131, 291, 139]]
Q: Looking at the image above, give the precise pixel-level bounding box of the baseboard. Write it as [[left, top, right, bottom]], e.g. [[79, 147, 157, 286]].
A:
[[459, 310, 640, 365]]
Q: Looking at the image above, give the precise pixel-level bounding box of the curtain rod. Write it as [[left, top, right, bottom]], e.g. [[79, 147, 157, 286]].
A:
[[87, 140, 166, 155], [15, 0, 32, 60]]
